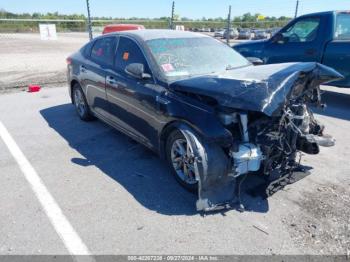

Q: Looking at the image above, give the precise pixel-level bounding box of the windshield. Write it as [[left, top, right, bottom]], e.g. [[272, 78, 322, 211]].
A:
[[146, 37, 250, 80]]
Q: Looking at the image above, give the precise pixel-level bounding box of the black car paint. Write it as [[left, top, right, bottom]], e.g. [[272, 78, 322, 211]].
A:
[[68, 31, 342, 211], [68, 32, 342, 158], [68, 33, 233, 156]]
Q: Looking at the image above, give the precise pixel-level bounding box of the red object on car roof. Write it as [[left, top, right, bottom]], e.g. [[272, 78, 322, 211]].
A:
[[102, 24, 145, 34]]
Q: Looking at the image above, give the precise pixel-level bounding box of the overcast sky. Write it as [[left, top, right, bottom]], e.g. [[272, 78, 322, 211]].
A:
[[1, 0, 349, 18]]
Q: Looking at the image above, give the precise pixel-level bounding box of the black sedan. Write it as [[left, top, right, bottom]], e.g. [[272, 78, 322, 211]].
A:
[[67, 30, 341, 211]]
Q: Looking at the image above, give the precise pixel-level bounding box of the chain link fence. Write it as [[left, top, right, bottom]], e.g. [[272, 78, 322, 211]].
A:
[[0, 18, 291, 34], [0, 18, 291, 90]]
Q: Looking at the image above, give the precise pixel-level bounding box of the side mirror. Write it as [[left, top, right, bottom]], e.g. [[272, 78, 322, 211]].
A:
[[271, 33, 285, 44], [247, 57, 264, 66], [125, 63, 151, 80]]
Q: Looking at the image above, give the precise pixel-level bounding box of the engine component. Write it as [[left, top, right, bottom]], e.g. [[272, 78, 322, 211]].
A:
[[230, 143, 263, 177], [218, 112, 238, 126], [305, 134, 335, 147], [240, 113, 249, 142]]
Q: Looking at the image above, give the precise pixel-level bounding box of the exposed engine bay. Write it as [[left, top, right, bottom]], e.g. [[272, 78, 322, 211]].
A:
[[171, 62, 342, 211]]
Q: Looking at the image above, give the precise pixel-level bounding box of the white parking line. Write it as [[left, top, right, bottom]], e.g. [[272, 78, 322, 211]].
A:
[[0, 121, 91, 256]]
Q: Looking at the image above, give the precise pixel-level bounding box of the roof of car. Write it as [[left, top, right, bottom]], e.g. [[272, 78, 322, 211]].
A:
[[103, 29, 210, 41], [104, 24, 144, 28]]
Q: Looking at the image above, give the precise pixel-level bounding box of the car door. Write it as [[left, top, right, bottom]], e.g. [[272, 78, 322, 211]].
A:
[[82, 36, 116, 117], [322, 12, 350, 86], [105, 36, 163, 148], [263, 16, 324, 64]]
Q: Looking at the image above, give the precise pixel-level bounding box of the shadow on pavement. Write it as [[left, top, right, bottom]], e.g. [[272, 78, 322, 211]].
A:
[[40, 104, 270, 215]]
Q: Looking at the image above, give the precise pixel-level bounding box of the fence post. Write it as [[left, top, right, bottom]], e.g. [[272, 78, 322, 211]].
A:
[[294, 0, 299, 18], [86, 0, 93, 40], [170, 1, 175, 29], [226, 5, 231, 45]]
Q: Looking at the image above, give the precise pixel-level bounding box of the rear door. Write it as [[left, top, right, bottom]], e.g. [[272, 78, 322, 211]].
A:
[[263, 16, 324, 63], [323, 12, 350, 86], [83, 36, 116, 117]]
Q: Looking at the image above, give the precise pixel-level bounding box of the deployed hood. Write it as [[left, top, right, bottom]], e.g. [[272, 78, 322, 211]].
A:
[[170, 62, 343, 116]]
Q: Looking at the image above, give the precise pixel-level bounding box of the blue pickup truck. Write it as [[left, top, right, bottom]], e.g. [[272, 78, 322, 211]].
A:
[[234, 11, 350, 87]]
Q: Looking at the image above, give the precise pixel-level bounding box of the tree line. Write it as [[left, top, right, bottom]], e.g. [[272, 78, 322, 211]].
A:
[[0, 9, 291, 32]]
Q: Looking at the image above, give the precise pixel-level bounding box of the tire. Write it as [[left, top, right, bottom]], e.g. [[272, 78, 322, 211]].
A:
[[166, 129, 198, 193], [72, 83, 94, 121]]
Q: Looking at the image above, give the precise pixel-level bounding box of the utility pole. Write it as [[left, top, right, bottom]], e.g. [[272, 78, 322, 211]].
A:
[[86, 0, 93, 40], [294, 0, 299, 18], [226, 5, 231, 45], [170, 1, 175, 30]]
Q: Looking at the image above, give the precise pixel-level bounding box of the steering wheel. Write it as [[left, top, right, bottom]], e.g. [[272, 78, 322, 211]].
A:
[[289, 33, 301, 42]]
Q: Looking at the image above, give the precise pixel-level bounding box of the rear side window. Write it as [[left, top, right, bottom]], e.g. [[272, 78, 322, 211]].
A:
[[115, 37, 150, 73], [282, 17, 320, 42], [81, 41, 93, 58], [335, 13, 350, 40], [91, 37, 115, 66]]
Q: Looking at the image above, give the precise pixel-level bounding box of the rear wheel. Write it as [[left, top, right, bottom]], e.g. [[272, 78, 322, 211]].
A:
[[72, 84, 94, 121], [166, 130, 198, 192]]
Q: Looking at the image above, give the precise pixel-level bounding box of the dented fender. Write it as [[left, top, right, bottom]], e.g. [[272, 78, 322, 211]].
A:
[[170, 62, 343, 117], [176, 124, 236, 211]]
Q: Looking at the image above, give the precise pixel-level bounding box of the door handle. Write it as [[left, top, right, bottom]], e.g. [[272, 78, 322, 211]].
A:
[[305, 49, 317, 56], [106, 76, 117, 85], [80, 65, 87, 73]]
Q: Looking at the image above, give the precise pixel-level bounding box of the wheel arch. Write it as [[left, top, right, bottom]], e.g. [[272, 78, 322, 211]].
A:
[[158, 119, 232, 159], [69, 79, 80, 104], [159, 120, 201, 159]]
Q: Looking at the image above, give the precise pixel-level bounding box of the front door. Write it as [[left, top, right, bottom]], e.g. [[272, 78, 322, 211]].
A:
[[263, 16, 323, 64], [106, 36, 163, 147], [323, 12, 350, 86]]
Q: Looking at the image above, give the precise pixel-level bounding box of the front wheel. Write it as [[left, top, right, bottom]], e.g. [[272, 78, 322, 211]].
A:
[[72, 84, 94, 121], [166, 130, 198, 193]]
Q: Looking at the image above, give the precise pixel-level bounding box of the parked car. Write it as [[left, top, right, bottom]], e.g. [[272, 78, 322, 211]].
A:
[[253, 29, 269, 40], [214, 30, 225, 38], [238, 29, 254, 39], [234, 11, 350, 87], [268, 27, 282, 37], [67, 30, 340, 211], [102, 24, 145, 34], [223, 28, 239, 39]]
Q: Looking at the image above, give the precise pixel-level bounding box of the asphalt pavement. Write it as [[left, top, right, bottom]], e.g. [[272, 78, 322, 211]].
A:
[[0, 86, 349, 255]]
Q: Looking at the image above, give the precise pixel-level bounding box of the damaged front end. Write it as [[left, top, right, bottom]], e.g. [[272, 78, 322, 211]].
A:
[[171, 62, 343, 211]]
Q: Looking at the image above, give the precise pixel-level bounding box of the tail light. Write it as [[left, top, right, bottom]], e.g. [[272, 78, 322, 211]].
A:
[[66, 57, 72, 65]]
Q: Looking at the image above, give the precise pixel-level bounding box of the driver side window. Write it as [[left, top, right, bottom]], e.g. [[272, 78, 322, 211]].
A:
[[115, 37, 150, 74], [282, 17, 320, 43]]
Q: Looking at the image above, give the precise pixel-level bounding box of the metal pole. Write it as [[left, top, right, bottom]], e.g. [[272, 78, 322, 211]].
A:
[[226, 5, 231, 45], [86, 0, 93, 40], [294, 0, 299, 18], [170, 1, 175, 29]]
